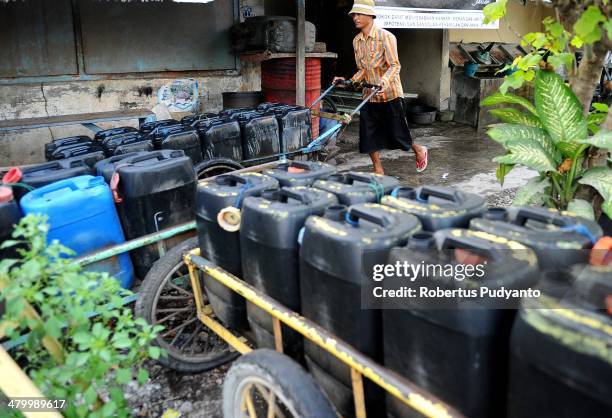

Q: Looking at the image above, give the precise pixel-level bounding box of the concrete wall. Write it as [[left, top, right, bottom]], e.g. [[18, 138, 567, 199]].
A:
[[396, 29, 450, 109], [0, 63, 261, 166], [449, 1, 545, 43]]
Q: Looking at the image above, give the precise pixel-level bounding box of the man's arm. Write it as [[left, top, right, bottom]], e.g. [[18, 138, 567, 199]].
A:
[[350, 39, 366, 83], [380, 32, 401, 89]]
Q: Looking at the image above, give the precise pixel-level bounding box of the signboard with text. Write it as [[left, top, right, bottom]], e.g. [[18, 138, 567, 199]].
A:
[[374, 0, 499, 29]]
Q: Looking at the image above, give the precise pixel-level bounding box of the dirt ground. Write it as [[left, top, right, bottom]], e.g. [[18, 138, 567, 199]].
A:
[[127, 120, 535, 417]]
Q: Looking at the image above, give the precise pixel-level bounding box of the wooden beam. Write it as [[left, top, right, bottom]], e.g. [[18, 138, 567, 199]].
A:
[[0, 109, 154, 132], [296, 0, 306, 106]]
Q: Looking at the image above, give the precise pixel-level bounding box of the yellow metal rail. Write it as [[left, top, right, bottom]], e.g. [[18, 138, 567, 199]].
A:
[[0, 346, 63, 418], [184, 249, 465, 418]]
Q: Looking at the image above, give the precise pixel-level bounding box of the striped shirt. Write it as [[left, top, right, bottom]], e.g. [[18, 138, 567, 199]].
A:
[[351, 25, 403, 103]]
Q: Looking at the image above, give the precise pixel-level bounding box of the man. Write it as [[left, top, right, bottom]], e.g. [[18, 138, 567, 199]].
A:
[[334, 0, 428, 175]]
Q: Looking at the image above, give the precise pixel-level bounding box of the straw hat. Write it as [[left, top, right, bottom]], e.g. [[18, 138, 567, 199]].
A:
[[348, 0, 376, 17]]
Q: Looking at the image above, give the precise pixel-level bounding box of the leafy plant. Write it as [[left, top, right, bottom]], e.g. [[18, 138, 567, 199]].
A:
[[483, 70, 612, 220], [483, 1, 611, 106], [0, 215, 164, 418]]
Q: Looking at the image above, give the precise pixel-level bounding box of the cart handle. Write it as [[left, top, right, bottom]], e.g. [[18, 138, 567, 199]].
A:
[[309, 79, 382, 111]]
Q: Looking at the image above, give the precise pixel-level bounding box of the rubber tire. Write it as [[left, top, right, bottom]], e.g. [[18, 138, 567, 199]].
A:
[[223, 349, 336, 418], [194, 158, 243, 180], [135, 237, 238, 373]]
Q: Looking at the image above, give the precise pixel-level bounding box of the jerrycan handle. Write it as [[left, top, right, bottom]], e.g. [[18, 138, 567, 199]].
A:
[[288, 161, 313, 171], [346, 172, 377, 184], [28, 177, 85, 198], [280, 188, 312, 205], [215, 173, 248, 186], [25, 161, 63, 173], [345, 207, 390, 228], [515, 207, 570, 227], [390, 186, 417, 199], [439, 233, 500, 261], [418, 186, 461, 203], [129, 151, 168, 164]]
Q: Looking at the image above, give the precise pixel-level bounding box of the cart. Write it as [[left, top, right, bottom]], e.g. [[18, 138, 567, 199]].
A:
[[193, 80, 378, 179], [130, 156, 466, 418], [2, 83, 463, 418]]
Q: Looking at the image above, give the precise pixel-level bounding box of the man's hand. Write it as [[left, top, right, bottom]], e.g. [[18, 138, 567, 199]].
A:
[[376, 79, 388, 96], [332, 76, 345, 84]]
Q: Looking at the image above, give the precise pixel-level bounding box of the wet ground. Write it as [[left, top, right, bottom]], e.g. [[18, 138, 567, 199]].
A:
[[127, 120, 535, 417], [334, 120, 535, 206]]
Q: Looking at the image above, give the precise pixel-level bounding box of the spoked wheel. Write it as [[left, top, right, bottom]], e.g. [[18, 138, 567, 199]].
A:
[[195, 158, 243, 180], [223, 349, 336, 418], [136, 237, 238, 372]]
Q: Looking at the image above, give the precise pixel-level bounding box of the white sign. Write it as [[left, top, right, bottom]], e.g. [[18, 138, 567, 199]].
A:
[[376, 7, 499, 29]]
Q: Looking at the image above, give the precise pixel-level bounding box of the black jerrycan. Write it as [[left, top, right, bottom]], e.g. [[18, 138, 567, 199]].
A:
[[507, 261, 612, 418], [195, 172, 279, 329], [0, 185, 22, 259], [263, 160, 337, 187], [300, 203, 421, 418], [470, 206, 603, 271], [240, 187, 338, 358], [383, 229, 538, 418], [312, 171, 399, 205], [382, 185, 486, 230], [194, 117, 243, 161], [110, 150, 197, 278]]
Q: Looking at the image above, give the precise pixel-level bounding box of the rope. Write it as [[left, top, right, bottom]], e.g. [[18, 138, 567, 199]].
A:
[[0, 182, 34, 191], [368, 181, 385, 203], [234, 182, 254, 209], [559, 224, 599, 245]]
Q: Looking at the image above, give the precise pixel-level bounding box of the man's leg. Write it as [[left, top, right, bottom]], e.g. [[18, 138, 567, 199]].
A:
[[369, 151, 384, 175], [412, 143, 426, 162]]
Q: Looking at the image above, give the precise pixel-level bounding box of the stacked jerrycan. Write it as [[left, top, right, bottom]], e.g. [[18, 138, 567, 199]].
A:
[[383, 229, 538, 418], [94, 152, 150, 180], [300, 203, 422, 417], [232, 111, 280, 161], [98, 132, 153, 156], [45, 136, 93, 160], [507, 238, 612, 418], [94, 127, 138, 141], [195, 172, 279, 329], [263, 160, 337, 187], [240, 187, 338, 357], [102, 150, 197, 278], [6, 160, 93, 201], [157, 126, 203, 164], [139, 119, 181, 136], [470, 206, 603, 270], [45, 135, 105, 166], [19, 176, 134, 288], [313, 172, 399, 205], [381, 185, 487, 230], [260, 104, 312, 152], [193, 116, 243, 161], [0, 185, 22, 259]]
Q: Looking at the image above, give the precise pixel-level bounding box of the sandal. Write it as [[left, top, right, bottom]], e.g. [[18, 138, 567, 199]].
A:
[[416, 146, 428, 173]]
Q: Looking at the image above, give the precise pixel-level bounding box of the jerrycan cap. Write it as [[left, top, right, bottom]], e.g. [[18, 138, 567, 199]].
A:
[[2, 167, 22, 184], [218, 206, 241, 232], [0, 186, 14, 203]]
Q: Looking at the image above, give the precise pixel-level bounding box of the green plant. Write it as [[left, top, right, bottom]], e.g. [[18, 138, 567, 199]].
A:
[[482, 70, 612, 220], [0, 215, 164, 418], [483, 1, 611, 115]]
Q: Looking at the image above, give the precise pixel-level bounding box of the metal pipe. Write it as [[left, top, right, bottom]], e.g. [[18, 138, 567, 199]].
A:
[[296, 0, 306, 106], [75, 221, 196, 266], [184, 250, 464, 418]]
